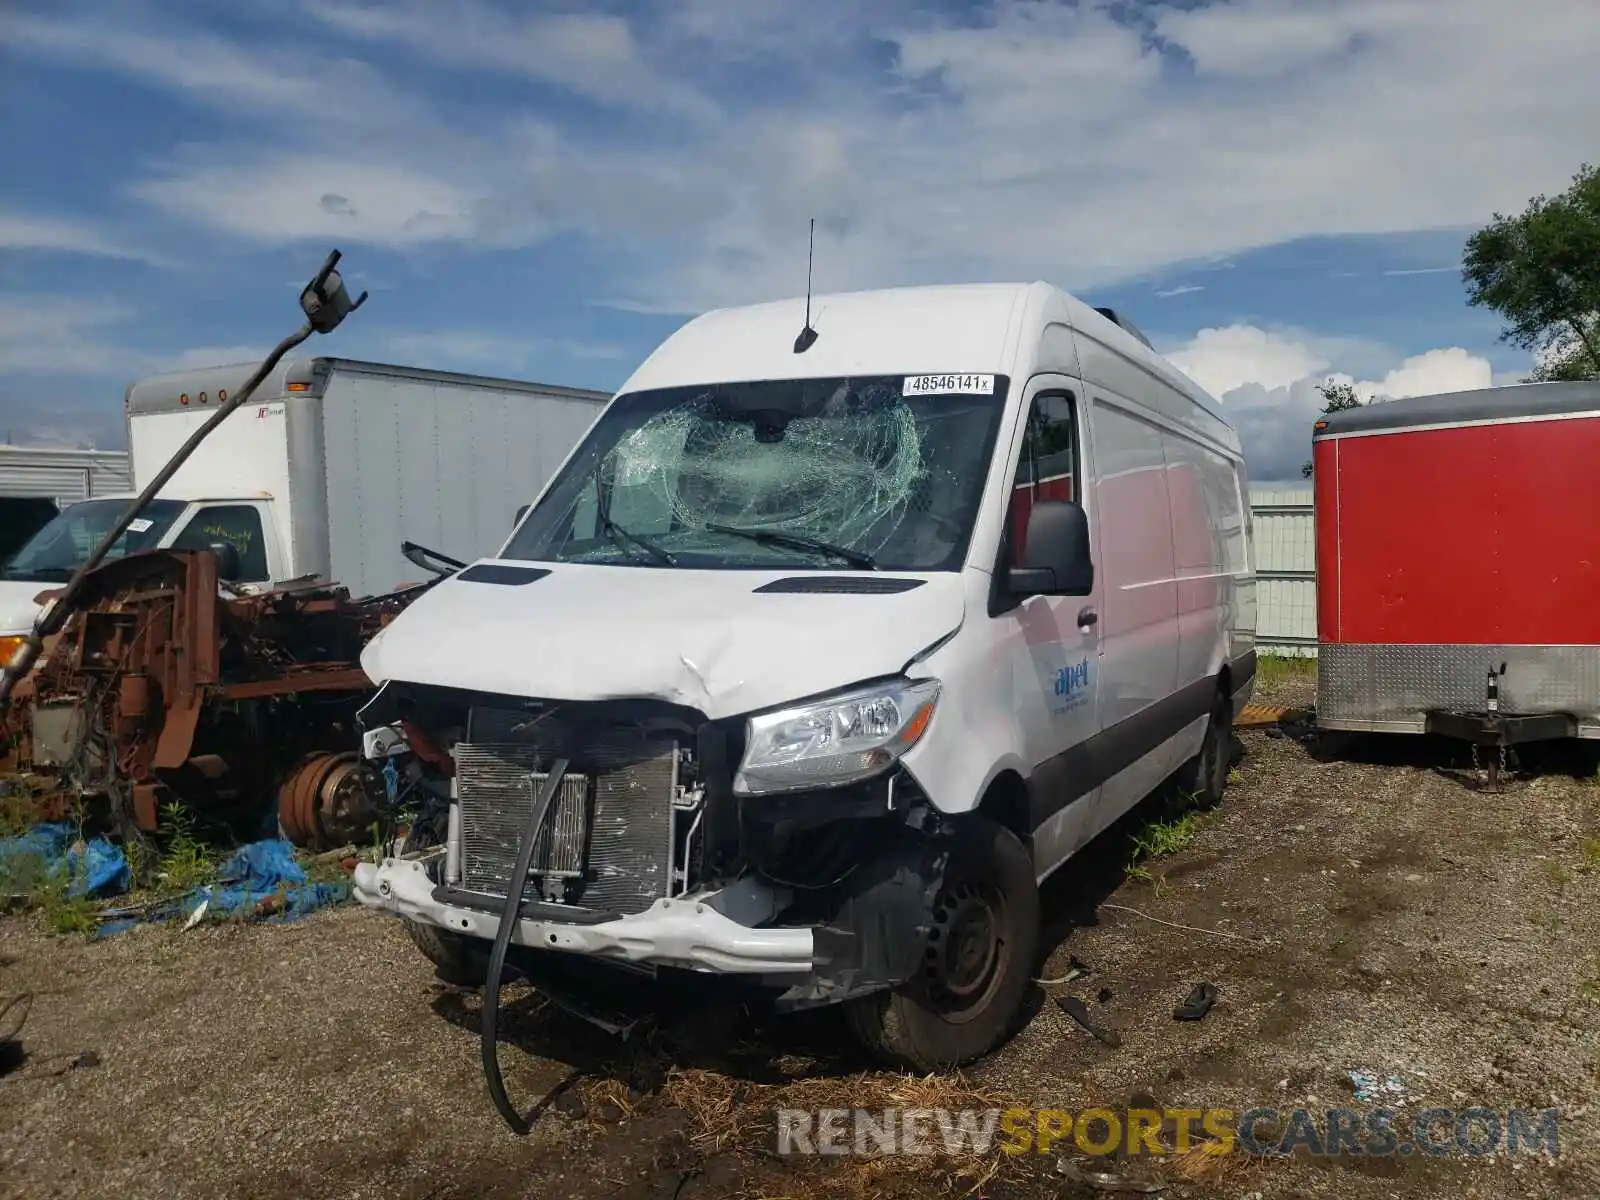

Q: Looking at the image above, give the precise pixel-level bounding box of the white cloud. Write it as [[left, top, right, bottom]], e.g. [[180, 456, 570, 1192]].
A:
[[0, 296, 140, 375], [8, 0, 1590, 315], [306, 3, 719, 120], [1168, 325, 1501, 480], [1355, 347, 1492, 402], [128, 157, 482, 247], [0, 211, 148, 261], [1168, 325, 1332, 397], [158, 346, 267, 372], [0, 12, 428, 129]]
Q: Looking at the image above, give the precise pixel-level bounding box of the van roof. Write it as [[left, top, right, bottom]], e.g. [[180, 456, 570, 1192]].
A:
[[619, 281, 1230, 426], [1313, 379, 1600, 438], [623, 283, 1032, 392]]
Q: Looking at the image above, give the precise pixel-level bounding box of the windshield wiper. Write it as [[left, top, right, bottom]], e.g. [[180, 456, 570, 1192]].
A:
[[592, 468, 678, 567], [600, 515, 678, 567], [704, 523, 877, 570]]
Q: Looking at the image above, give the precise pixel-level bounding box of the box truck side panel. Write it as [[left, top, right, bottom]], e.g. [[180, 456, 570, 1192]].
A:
[[441, 384, 604, 562], [318, 370, 605, 599], [283, 393, 331, 583]]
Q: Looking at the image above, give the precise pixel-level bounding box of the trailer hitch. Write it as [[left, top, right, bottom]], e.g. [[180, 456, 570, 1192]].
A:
[[0, 250, 369, 706]]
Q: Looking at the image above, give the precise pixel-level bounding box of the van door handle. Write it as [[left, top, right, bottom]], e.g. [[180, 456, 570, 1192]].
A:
[[1077, 607, 1098, 628]]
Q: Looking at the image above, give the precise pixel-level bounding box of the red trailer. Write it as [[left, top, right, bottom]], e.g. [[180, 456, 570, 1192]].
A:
[[1310, 380, 1600, 778]]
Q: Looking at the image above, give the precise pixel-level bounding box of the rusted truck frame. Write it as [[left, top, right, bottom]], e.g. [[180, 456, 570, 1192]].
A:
[[1, 549, 425, 849]]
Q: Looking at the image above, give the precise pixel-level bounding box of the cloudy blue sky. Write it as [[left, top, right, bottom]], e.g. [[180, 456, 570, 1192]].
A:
[[1, 0, 1594, 481]]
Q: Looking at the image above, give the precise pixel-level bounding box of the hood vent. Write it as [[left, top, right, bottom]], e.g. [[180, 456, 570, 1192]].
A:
[[457, 564, 552, 586], [753, 576, 927, 595]]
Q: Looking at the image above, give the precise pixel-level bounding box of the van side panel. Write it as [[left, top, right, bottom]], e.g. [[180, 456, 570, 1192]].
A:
[[1061, 299, 1240, 457], [1162, 431, 1249, 684], [1085, 396, 1181, 815]]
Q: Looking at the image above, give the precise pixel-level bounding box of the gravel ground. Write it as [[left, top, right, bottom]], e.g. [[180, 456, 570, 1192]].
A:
[[3, 669, 1600, 1199]]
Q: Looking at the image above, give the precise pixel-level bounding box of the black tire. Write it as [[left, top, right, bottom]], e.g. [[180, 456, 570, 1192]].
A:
[[403, 918, 493, 987], [396, 821, 495, 987], [843, 817, 1039, 1073], [1176, 685, 1232, 811]]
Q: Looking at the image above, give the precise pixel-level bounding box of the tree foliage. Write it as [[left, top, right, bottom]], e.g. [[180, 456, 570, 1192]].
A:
[[1462, 162, 1600, 381], [1300, 379, 1363, 478]]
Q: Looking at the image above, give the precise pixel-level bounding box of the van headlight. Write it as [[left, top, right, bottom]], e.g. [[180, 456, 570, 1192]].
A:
[[733, 677, 940, 796]]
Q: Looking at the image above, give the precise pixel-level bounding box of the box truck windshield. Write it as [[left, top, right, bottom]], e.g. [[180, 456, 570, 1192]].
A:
[[502, 374, 1009, 573], [1, 498, 187, 582]]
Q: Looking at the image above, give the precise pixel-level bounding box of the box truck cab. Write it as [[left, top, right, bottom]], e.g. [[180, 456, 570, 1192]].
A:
[[0, 492, 286, 660], [352, 282, 1257, 1070]]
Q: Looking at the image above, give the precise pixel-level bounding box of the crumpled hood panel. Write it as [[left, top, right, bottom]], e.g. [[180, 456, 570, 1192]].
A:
[[360, 561, 966, 719]]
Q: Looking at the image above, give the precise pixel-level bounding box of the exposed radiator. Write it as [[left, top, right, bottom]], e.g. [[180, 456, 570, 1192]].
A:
[[453, 708, 680, 917]]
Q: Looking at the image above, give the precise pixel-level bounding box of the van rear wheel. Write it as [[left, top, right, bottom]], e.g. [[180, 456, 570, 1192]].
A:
[[843, 817, 1038, 1073], [1177, 685, 1233, 811]]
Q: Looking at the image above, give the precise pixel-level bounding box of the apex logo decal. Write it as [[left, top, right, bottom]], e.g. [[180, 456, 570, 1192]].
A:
[[1051, 657, 1091, 714]]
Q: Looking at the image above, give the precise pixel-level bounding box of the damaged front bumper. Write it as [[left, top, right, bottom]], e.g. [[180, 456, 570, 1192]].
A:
[[353, 851, 815, 977]]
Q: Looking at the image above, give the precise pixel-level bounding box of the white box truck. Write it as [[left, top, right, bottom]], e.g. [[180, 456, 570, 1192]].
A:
[[0, 358, 609, 664]]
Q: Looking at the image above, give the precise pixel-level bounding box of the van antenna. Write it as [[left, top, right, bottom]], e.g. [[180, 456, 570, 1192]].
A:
[[794, 218, 819, 354]]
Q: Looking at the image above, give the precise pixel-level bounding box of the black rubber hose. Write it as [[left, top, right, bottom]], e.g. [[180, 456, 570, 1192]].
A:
[[481, 757, 569, 1135]]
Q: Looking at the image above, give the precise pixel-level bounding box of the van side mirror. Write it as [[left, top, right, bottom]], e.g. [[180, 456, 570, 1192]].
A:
[[208, 541, 242, 582], [1008, 500, 1093, 596]]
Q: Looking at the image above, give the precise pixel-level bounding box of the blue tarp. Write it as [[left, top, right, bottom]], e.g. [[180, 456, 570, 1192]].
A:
[[0, 823, 131, 898], [0, 821, 348, 937], [99, 837, 350, 937]]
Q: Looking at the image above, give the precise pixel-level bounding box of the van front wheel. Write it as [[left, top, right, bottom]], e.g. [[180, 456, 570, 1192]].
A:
[[843, 817, 1038, 1073]]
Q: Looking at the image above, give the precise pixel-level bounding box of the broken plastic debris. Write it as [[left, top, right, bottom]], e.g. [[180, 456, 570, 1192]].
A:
[[1057, 995, 1121, 1048], [1348, 1069, 1412, 1103], [1056, 1157, 1166, 1192], [182, 895, 210, 931], [1033, 953, 1091, 985]]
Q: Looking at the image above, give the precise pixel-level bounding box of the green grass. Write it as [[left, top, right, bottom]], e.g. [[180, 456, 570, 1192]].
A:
[[0, 787, 37, 839], [154, 801, 216, 893], [1256, 653, 1317, 688], [0, 849, 102, 938], [1124, 804, 1207, 894]]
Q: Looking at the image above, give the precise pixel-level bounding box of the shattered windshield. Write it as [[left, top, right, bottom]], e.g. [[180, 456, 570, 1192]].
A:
[[503, 375, 1010, 571], [1, 499, 186, 581]]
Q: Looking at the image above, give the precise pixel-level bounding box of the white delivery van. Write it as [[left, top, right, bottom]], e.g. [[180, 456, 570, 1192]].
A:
[[0, 358, 608, 666], [352, 283, 1257, 1070]]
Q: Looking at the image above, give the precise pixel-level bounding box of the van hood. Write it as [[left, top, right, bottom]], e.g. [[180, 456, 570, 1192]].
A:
[[359, 561, 967, 720], [0, 579, 53, 636]]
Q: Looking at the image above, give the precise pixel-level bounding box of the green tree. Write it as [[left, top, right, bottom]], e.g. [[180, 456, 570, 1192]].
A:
[[1462, 162, 1600, 382], [1301, 379, 1363, 478]]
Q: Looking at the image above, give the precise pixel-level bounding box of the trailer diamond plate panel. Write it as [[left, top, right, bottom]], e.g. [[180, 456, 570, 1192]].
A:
[[1318, 643, 1600, 737]]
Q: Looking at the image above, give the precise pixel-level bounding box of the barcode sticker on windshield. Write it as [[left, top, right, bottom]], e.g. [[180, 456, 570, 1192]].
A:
[[127, 518, 153, 533], [903, 374, 995, 396]]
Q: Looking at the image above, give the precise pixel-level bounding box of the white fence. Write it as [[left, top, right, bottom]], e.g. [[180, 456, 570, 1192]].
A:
[[1249, 486, 1317, 657]]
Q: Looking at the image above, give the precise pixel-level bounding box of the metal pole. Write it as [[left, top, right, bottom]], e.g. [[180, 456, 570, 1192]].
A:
[[0, 248, 367, 706]]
